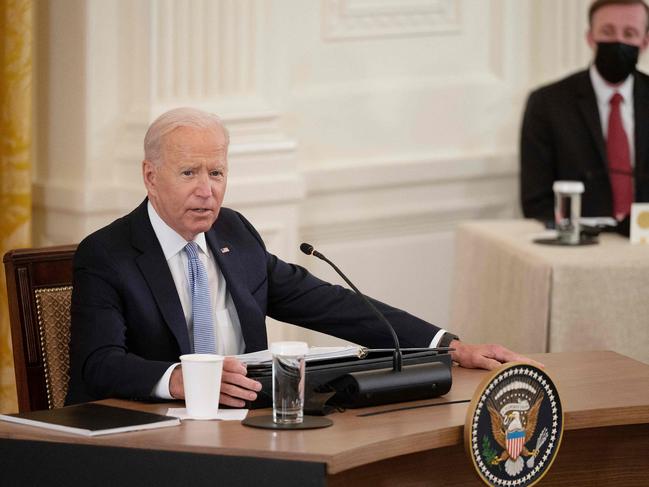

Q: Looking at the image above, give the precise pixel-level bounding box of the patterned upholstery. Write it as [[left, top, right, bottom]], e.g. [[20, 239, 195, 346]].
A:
[[3, 244, 76, 412], [35, 287, 72, 409]]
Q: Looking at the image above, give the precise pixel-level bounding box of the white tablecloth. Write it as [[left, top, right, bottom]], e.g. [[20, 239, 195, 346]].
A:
[[449, 220, 649, 364]]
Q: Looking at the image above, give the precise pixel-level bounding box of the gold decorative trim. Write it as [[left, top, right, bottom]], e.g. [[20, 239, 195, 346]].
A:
[[35, 286, 73, 409]]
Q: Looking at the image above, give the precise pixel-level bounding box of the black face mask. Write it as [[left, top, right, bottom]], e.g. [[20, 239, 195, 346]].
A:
[[595, 42, 640, 84]]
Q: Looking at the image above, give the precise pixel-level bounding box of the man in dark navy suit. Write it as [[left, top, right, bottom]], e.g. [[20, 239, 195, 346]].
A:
[[521, 0, 649, 231], [67, 108, 535, 407]]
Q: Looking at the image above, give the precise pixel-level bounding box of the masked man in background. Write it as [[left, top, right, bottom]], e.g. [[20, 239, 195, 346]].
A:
[[520, 0, 649, 233]]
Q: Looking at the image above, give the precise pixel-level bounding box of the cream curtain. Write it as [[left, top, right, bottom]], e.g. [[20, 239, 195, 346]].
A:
[[0, 0, 33, 414]]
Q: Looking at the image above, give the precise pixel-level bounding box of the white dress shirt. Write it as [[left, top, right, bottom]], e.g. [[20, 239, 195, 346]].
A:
[[590, 64, 636, 167], [148, 202, 245, 398]]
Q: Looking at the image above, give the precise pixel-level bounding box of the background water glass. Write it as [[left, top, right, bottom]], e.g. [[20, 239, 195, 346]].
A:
[[271, 341, 308, 424], [553, 181, 584, 244]]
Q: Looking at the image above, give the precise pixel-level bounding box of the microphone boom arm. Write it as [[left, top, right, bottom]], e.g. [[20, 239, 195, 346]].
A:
[[299, 242, 453, 409], [302, 244, 403, 371]]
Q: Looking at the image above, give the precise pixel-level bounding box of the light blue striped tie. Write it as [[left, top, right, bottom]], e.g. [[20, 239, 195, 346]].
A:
[[185, 242, 216, 354]]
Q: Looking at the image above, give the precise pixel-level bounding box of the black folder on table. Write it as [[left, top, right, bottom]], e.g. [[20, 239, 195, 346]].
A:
[[245, 349, 453, 411], [0, 403, 180, 436]]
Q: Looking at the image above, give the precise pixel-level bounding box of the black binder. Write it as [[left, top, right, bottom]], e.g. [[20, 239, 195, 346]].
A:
[[0, 403, 180, 436], [245, 349, 452, 411]]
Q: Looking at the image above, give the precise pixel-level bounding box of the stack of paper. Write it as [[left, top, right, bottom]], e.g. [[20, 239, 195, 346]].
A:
[[235, 346, 366, 365]]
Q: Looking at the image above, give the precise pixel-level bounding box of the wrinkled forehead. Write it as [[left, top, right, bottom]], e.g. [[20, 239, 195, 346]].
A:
[[161, 126, 228, 161]]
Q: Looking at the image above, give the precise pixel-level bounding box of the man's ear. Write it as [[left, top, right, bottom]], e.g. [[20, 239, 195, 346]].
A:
[[142, 159, 157, 194], [586, 29, 597, 51], [641, 32, 649, 52]]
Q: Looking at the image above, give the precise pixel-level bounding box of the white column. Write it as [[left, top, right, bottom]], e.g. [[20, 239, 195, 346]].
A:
[[151, 0, 257, 103], [531, 0, 591, 84]]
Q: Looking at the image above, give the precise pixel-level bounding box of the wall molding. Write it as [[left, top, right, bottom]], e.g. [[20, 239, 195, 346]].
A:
[[322, 0, 460, 41], [303, 151, 517, 195], [34, 150, 516, 212], [31, 174, 306, 216], [300, 151, 517, 242], [32, 150, 517, 244], [300, 197, 514, 244]]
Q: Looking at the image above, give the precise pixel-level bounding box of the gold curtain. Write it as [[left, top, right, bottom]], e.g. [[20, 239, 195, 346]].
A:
[[0, 0, 33, 414]]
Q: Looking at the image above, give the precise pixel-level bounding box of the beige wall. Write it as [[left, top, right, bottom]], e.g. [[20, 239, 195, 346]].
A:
[[33, 0, 639, 345]]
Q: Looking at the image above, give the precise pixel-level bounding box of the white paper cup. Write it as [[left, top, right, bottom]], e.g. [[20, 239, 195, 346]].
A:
[[179, 354, 224, 419]]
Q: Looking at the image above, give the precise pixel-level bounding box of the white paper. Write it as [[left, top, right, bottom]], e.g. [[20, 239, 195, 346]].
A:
[[235, 349, 273, 364], [305, 346, 365, 362], [235, 345, 364, 365], [166, 408, 248, 421]]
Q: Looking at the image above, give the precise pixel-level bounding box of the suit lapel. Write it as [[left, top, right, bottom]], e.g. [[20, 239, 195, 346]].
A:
[[576, 72, 608, 170], [130, 200, 191, 355], [634, 73, 649, 178], [205, 230, 268, 352]]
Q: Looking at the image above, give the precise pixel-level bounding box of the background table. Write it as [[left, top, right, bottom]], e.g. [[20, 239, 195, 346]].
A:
[[450, 220, 649, 363], [1, 351, 649, 486]]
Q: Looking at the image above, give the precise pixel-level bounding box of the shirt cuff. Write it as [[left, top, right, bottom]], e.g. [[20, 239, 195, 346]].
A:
[[152, 363, 180, 399], [429, 329, 448, 348]]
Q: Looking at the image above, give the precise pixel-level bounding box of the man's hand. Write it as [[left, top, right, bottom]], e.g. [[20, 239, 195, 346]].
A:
[[169, 356, 262, 407], [219, 357, 262, 407], [449, 340, 544, 370]]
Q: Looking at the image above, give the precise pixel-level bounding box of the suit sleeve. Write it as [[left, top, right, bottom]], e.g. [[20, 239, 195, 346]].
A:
[[520, 89, 557, 221], [68, 238, 173, 403], [236, 213, 440, 349]]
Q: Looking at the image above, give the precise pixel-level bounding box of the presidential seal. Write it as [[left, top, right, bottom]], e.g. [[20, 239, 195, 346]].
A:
[[464, 363, 563, 486]]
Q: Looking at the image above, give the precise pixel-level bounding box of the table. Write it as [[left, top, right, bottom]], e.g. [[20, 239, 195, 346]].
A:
[[1, 351, 649, 486], [450, 220, 649, 364]]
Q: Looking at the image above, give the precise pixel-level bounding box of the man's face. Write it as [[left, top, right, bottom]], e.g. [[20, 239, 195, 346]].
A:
[[143, 125, 228, 241], [588, 3, 649, 51]]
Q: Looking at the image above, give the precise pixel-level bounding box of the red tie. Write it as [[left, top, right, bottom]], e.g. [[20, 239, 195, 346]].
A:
[[606, 92, 633, 220]]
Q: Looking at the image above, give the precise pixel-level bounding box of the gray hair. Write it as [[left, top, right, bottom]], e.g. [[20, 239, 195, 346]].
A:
[[143, 107, 230, 165]]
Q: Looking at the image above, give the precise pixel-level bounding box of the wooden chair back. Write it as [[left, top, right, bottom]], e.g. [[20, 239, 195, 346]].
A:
[[3, 245, 77, 412]]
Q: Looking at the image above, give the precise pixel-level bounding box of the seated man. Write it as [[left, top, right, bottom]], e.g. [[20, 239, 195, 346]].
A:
[[520, 0, 649, 231], [67, 107, 536, 408]]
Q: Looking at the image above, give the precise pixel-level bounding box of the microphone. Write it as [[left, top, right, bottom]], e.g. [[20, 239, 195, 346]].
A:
[[300, 242, 452, 408], [300, 242, 403, 371]]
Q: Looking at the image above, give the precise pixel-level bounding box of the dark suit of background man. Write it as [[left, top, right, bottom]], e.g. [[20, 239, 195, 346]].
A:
[[521, 0, 649, 231], [66, 107, 537, 407]]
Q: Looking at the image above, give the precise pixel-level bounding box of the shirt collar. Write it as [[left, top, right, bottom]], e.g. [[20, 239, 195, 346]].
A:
[[147, 201, 209, 260], [589, 64, 634, 105]]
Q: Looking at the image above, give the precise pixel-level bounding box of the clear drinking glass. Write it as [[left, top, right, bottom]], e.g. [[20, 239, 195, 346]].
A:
[[271, 341, 308, 424], [553, 181, 585, 244]]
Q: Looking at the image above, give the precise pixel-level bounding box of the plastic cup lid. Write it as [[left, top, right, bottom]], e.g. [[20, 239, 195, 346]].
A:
[[179, 354, 224, 362], [553, 180, 584, 194], [270, 341, 308, 356]]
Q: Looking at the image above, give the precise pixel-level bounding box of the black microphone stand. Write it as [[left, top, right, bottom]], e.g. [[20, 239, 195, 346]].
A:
[[300, 243, 452, 408], [301, 243, 403, 372]]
